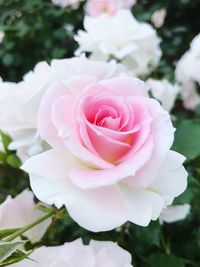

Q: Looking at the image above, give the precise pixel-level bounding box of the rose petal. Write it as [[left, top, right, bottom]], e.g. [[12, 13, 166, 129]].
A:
[[68, 136, 153, 189], [38, 81, 70, 148], [125, 98, 175, 187], [120, 184, 165, 226], [151, 150, 188, 204]]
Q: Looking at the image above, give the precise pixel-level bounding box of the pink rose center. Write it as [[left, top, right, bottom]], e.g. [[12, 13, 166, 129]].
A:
[[79, 93, 151, 164]]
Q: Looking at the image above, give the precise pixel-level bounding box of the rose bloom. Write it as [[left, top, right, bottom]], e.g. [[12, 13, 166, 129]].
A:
[[75, 10, 161, 76], [11, 239, 133, 266], [145, 78, 180, 112], [0, 190, 51, 243], [151, 9, 166, 28], [22, 58, 187, 232], [159, 204, 191, 223], [0, 57, 118, 161], [86, 0, 137, 17], [176, 33, 200, 110], [0, 64, 50, 161]]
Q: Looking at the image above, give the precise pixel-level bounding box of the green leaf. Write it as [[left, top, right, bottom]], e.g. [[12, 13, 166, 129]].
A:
[[0, 250, 33, 266], [0, 132, 12, 152], [0, 152, 6, 163], [0, 241, 24, 263], [144, 253, 184, 267], [0, 229, 20, 240], [6, 154, 21, 168], [173, 119, 200, 160]]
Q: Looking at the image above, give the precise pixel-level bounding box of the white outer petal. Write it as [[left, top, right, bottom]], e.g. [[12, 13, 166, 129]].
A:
[[151, 150, 188, 205], [159, 204, 191, 223]]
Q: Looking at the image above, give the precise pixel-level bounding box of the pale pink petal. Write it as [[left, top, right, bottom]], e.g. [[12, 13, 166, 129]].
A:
[[21, 150, 127, 232], [85, 119, 131, 162], [66, 185, 126, 232], [159, 204, 191, 223], [51, 95, 76, 138], [51, 57, 118, 80], [37, 81, 71, 148], [91, 240, 132, 267], [21, 149, 79, 208], [99, 76, 148, 97], [151, 150, 188, 204], [125, 98, 175, 187], [65, 136, 114, 169], [120, 184, 165, 225], [69, 136, 153, 189]]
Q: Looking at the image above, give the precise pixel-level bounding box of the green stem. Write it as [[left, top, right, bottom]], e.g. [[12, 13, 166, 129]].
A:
[[4, 210, 55, 242], [160, 231, 171, 255]]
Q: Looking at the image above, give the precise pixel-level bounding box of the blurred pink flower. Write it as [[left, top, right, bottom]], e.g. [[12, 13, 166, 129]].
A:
[[151, 8, 166, 28], [11, 239, 133, 266], [86, 0, 136, 17]]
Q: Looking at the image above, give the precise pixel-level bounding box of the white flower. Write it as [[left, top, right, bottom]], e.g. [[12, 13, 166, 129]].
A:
[[51, 0, 84, 8], [11, 238, 133, 266], [151, 9, 166, 28], [75, 10, 161, 76], [0, 31, 4, 43], [0, 57, 119, 161], [159, 204, 191, 223], [0, 190, 51, 243], [0, 63, 50, 161], [175, 33, 200, 110], [145, 78, 180, 112]]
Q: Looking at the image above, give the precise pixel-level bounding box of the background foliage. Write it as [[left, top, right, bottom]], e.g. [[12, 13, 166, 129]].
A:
[[0, 0, 200, 266]]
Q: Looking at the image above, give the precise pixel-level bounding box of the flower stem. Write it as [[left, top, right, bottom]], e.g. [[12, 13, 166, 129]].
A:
[[4, 209, 55, 242]]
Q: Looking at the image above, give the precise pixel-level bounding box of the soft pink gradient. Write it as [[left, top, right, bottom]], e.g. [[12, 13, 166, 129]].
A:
[[11, 239, 133, 267], [22, 59, 187, 232], [86, 0, 137, 17]]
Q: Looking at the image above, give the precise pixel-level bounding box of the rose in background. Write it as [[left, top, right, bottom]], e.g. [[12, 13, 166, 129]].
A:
[[145, 78, 180, 112], [0, 63, 50, 161], [151, 8, 166, 28], [11, 238, 133, 266], [0, 57, 119, 161], [86, 0, 137, 17], [51, 0, 136, 14], [51, 0, 84, 9], [22, 57, 187, 232], [176, 33, 200, 110], [159, 204, 191, 224], [0, 189, 51, 243], [75, 10, 161, 76]]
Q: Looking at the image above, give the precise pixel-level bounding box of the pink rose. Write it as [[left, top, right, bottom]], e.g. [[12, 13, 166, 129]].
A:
[[151, 9, 166, 28], [86, 0, 119, 16], [86, 0, 136, 17], [22, 58, 187, 232], [11, 238, 133, 266], [0, 57, 118, 161]]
